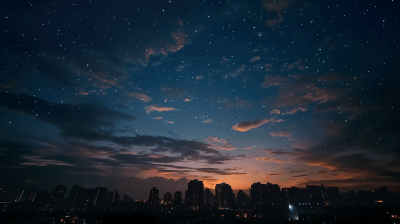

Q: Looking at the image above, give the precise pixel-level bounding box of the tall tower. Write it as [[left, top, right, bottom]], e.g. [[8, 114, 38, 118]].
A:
[[186, 179, 204, 210], [149, 187, 159, 205], [174, 191, 182, 205], [215, 183, 234, 209]]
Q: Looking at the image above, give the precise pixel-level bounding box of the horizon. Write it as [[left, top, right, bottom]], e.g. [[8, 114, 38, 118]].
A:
[[4, 177, 400, 201]]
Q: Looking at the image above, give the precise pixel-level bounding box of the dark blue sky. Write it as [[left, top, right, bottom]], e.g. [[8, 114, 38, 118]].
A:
[[1, 0, 400, 199]]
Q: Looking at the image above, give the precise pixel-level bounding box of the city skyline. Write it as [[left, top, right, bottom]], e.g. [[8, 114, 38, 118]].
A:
[[2, 178, 399, 201], [1, 0, 400, 198]]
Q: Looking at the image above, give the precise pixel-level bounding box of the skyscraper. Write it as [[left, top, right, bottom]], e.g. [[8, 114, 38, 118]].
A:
[[163, 192, 172, 205], [174, 191, 182, 205], [186, 179, 204, 210], [149, 187, 159, 205], [237, 190, 247, 205], [49, 185, 67, 204], [215, 183, 235, 209], [204, 188, 214, 206]]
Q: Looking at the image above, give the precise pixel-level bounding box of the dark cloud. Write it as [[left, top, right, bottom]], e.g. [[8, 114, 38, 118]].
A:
[[0, 92, 134, 141], [263, 148, 301, 156], [295, 91, 400, 186]]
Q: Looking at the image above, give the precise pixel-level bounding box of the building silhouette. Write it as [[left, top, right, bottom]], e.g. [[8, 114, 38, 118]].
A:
[[149, 187, 159, 205], [49, 184, 67, 204], [204, 188, 214, 206], [215, 183, 235, 209], [237, 190, 247, 205], [163, 192, 172, 205], [186, 179, 204, 210], [174, 191, 182, 205]]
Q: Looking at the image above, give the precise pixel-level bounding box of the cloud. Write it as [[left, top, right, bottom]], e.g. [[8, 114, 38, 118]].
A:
[[242, 146, 254, 150], [281, 59, 304, 71], [269, 130, 291, 137], [161, 85, 190, 100], [292, 91, 400, 187], [0, 92, 134, 141], [263, 148, 301, 156], [129, 92, 153, 102], [254, 157, 291, 163], [165, 120, 175, 124], [261, 75, 286, 88], [282, 107, 307, 115], [195, 168, 246, 176], [250, 56, 261, 62], [263, 0, 291, 27], [270, 109, 281, 115], [262, 75, 343, 114], [196, 75, 204, 80], [184, 98, 193, 102], [145, 105, 176, 113], [225, 65, 246, 78], [152, 117, 163, 120], [203, 119, 213, 123], [218, 97, 253, 110], [205, 137, 236, 151], [232, 118, 284, 132], [232, 119, 269, 132]]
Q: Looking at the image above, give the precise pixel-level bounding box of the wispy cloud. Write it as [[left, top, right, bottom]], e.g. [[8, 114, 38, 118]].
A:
[[232, 118, 284, 132], [129, 92, 153, 102], [218, 97, 253, 110], [270, 109, 281, 115], [262, 75, 286, 88], [203, 119, 213, 123], [205, 136, 236, 151], [165, 120, 175, 124], [269, 130, 291, 137], [145, 105, 176, 113], [250, 56, 261, 62], [255, 157, 291, 163], [282, 107, 307, 115], [152, 117, 163, 120]]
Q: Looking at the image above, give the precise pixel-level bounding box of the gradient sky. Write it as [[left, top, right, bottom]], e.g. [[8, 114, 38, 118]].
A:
[[1, 0, 400, 199]]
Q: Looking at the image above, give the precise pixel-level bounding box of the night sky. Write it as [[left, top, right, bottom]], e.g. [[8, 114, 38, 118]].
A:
[[1, 0, 400, 199]]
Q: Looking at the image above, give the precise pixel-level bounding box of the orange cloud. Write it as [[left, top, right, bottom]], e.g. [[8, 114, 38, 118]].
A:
[[152, 117, 163, 119], [269, 130, 291, 137], [203, 119, 213, 123], [255, 157, 291, 163], [250, 56, 261, 62], [232, 119, 269, 132], [243, 146, 254, 150], [196, 75, 204, 80], [143, 21, 190, 63], [307, 162, 336, 170], [270, 109, 281, 115], [161, 31, 190, 55], [206, 137, 236, 151], [206, 136, 228, 144], [165, 120, 175, 124], [282, 107, 307, 115], [145, 105, 176, 113], [129, 92, 153, 102], [232, 118, 284, 132], [184, 98, 192, 102]]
